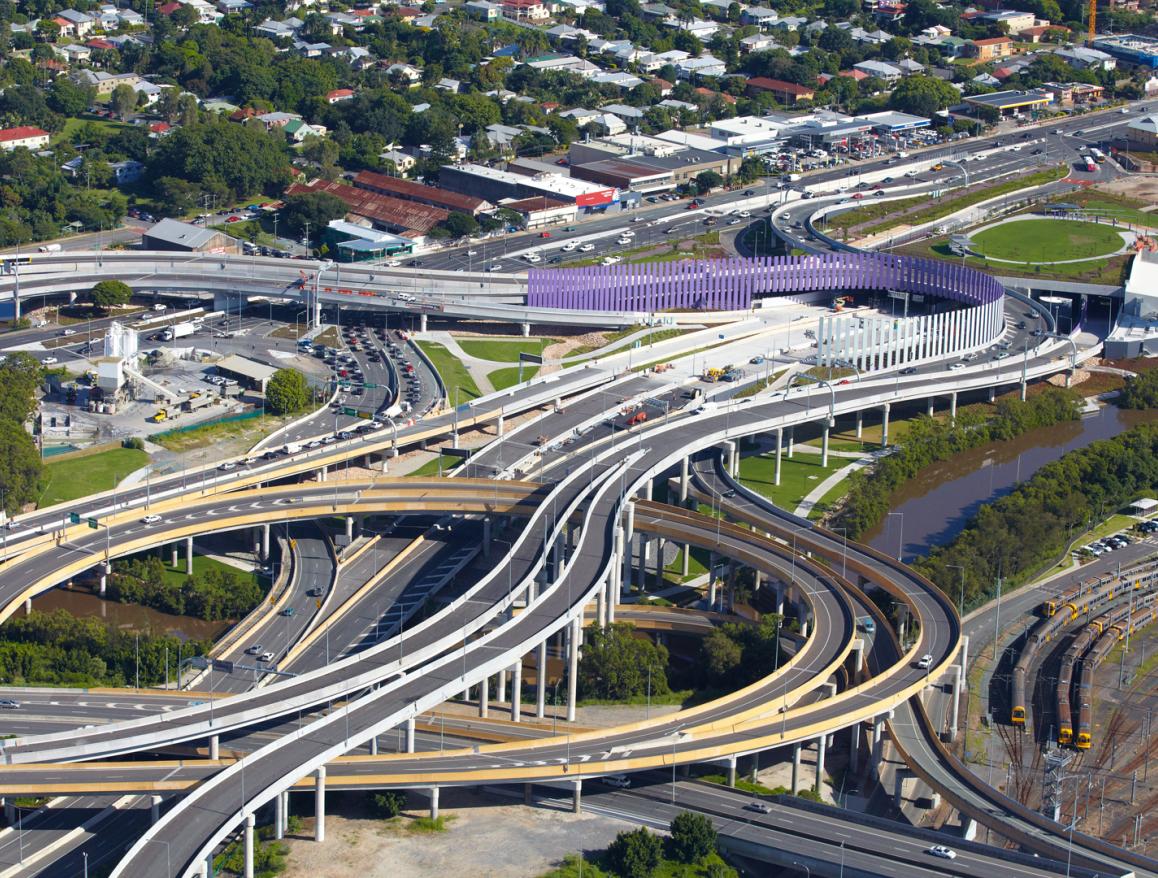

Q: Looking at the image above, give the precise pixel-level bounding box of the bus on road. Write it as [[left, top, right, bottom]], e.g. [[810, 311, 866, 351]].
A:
[[1090, 147, 1106, 163], [1081, 155, 1098, 172]]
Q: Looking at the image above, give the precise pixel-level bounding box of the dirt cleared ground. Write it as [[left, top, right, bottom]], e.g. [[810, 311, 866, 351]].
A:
[[1097, 176, 1158, 204], [282, 788, 632, 878]]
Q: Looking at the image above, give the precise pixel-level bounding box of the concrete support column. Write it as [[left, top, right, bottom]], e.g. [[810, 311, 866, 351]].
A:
[[820, 421, 830, 468], [950, 391, 958, 424], [927, 397, 934, 417], [567, 616, 580, 723], [852, 640, 865, 681], [498, 668, 507, 704], [572, 780, 582, 814], [185, 536, 194, 575], [620, 503, 635, 599], [511, 658, 522, 723], [275, 791, 286, 840], [988, 386, 996, 403], [636, 534, 649, 589], [881, 402, 891, 448], [679, 456, 689, 506], [791, 744, 801, 794], [171, 543, 178, 567], [210, 735, 220, 761], [871, 717, 885, 765], [774, 427, 783, 487], [429, 786, 439, 820], [483, 518, 492, 558], [536, 640, 547, 719], [345, 516, 354, 542], [855, 411, 863, 439], [951, 664, 963, 741], [261, 523, 271, 559], [369, 736, 378, 756], [654, 537, 665, 588], [786, 426, 795, 458], [419, 313, 428, 333], [521, 321, 531, 337], [850, 724, 860, 774], [815, 735, 827, 790], [98, 574, 107, 596], [150, 795, 161, 824], [244, 811, 255, 878], [406, 717, 415, 753], [727, 755, 737, 787], [681, 544, 690, 577], [960, 635, 970, 683], [480, 675, 489, 718], [314, 767, 326, 843], [318, 465, 327, 483]]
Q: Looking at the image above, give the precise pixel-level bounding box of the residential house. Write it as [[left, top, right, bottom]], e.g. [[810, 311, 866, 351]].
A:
[[921, 24, 951, 38], [592, 71, 644, 89], [72, 69, 146, 96], [641, 2, 677, 18], [969, 36, 1014, 61], [897, 58, 926, 75], [666, 18, 719, 39], [284, 119, 325, 142], [217, 0, 252, 13], [381, 149, 417, 173], [502, 0, 549, 20], [554, 0, 604, 12], [677, 55, 727, 79], [254, 18, 302, 39], [746, 76, 815, 103], [110, 159, 144, 185], [293, 40, 332, 57], [1053, 45, 1116, 70], [589, 113, 628, 135], [980, 9, 1036, 35], [326, 88, 355, 103], [658, 98, 697, 113], [740, 6, 778, 28], [385, 62, 423, 84], [740, 33, 777, 53], [465, 0, 500, 19], [254, 111, 302, 130], [436, 78, 461, 92], [853, 59, 903, 79], [59, 44, 93, 63], [773, 16, 807, 31], [601, 103, 645, 123], [651, 78, 675, 95], [55, 10, 96, 37], [559, 107, 601, 126], [0, 126, 51, 151]]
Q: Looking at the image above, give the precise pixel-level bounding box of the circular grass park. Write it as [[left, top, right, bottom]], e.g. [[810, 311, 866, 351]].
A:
[[970, 219, 1125, 264]]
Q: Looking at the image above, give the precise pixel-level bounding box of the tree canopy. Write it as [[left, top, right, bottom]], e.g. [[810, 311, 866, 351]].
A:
[[607, 828, 663, 878], [577, 623, 670, 701], [669, 812, 717, 864], [266, 368, 311, 415], [888, 75, 959, 117], [89, 280, 133, 311], [147, 120, 291, 203], [279, 192, 348, 240]]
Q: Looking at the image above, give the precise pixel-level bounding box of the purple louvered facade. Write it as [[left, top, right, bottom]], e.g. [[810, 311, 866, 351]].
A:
[[526, 253, 1004, 312]]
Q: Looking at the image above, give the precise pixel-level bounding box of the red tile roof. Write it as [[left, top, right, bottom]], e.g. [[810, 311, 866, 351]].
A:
[[149, 121, 171, 133], [747, 76, 815, 96], [0, 126, 50, 143], [286, 179, 448, 233], [353, 170, 487, 214]]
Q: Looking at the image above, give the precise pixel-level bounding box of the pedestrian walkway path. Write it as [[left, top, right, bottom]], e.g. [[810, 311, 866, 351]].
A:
[[793, 454, 874, 518], [424, 331, 495, 396]]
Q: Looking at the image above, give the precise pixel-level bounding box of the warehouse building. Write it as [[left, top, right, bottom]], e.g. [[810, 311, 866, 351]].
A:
[[214, 354, 279, 393], [285, 179, 448, 236], [439, 163, 618, 211], [142, 218, 239, 254], [352, 171, 493, 216]]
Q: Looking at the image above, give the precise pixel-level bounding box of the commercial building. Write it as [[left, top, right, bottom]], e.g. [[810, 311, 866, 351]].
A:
[[322, 220, 415, 262], [285, 179, 448, 235], [0, 126, 50, 151], [570, 157, 675, 192], [214, 354, 279, 393], [501, 196, 577, 228], [142, 218, 239, 254], [962, 88, 1052, 117], [1040, 81, 1105, 106], [1125, 113, 1158, 150], [1105, 249, 1158, 357], [352, 171, 492, 215], [439, 163, 618, 210], [1092, 34, 1158, 68]]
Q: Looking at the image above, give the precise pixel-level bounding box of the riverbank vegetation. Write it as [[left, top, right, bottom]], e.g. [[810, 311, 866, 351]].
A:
[[1118, 368, 1158, 409], [0, 610, 208, 688], [918, 422, 1158, 609], [830, 387, 1081, 538], [110, 555, 265, 621]]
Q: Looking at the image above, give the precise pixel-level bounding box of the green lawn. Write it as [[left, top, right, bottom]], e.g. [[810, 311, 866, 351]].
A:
[[58, 116, 133, 141], [456, 337, 556, 362], [152, 415, 283, 453], [39, 446, 148, 508], [415, 341, 481, 402], [896, 238, 1128, 286], [972, 219, 1124, 263], [736, 449, 850, 512], [406, 453, 460, 477], [154, 553, 260, 589], [488, 365, 539, 390]]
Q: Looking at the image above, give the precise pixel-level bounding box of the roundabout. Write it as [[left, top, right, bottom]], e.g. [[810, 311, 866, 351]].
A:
[[968, 217, 1133, 265]]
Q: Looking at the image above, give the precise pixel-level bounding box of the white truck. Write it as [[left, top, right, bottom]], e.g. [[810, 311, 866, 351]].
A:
[[160, 321, 197, 342], [37, 244, 62, 253], [282, 442, 302, 455]]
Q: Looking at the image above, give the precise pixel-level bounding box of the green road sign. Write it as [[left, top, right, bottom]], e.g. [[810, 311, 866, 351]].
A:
[[87, 518, 98, 529], [69, 512, 81, 524], [342, 407, 358, 416], [363, 383, 379, 389]]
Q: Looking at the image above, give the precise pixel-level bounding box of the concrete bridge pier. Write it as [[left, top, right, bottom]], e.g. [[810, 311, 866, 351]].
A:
[[2, 799, 13, 825], [950, 664, 963, 741], [567, 616, 580, 723], [511, 658, 522, 722], [855, 411, 863, 439], [950, 391, 958, 424], [849, 723, 860, 773], [419, 313, 428, 333], [871, 714, 887, 766], [210, 735, 219, 761], [791, 744, 801, 794], [881, 402, 891, 448], [483, 518, 492, 558], [261, 523, 271, 559], [429, 786, 439, 820], [536, 640, 547, 719], [521, 322, 531, 338], [496, 413, 504, 437], [727, 754, 737, 787], [405, 717, 415, 753], [654, 537, 665, 587], [774, 427, 783, 486], [498, 668, 507, 704], [244, 811, 255, 878], [681, 544, 690, 577], [479, 675, 489, 718], [637, 534, 650, 590], [927, 397, 935, 417], [620, 503, 635, 599], [314, 768, 326, 841], [345, 515, 354, 542], [171, 543, 178, 567], [275, 791, 287, 839], [988, 386, 996, 403], [815, 735, 827, 789], [820, 420, 830, 468], [960, 635, 969, 682], [151, 795, 161, 824], [572, 780, 582, 813], [679, 456, 689, 506], [186, 536, 194, 575], [786, 426, 795, 458]]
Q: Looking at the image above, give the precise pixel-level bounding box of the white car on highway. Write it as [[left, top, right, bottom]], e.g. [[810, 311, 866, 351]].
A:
[[579, 244, 595, 252], [562, 242, 577, 251], [140, 514, 163, 525], [927, 846, 957, 860], [617, 237, 631, 245]]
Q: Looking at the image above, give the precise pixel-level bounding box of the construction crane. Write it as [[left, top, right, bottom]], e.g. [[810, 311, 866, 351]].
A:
[[1088, 0, 1096, 45]]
